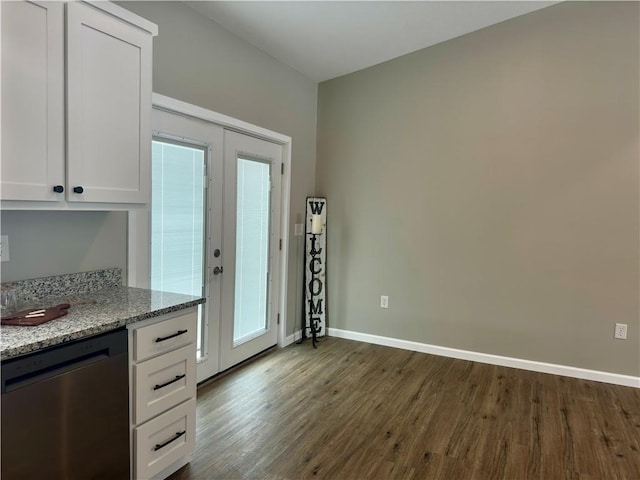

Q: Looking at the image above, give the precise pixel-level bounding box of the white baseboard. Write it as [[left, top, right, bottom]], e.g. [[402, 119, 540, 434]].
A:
[[283, 329, 303, 347], [327, 328, 640, 389]]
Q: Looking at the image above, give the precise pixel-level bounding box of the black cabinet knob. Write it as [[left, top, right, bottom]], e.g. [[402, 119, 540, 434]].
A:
[[52, 185, 64, 193], [73, 186, 84, 194]]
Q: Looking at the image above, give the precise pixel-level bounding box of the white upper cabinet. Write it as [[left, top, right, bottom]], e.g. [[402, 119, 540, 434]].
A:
[[1, 1, 65, 201], [66, 2, 153, 203], [1, 1, 157, 204]]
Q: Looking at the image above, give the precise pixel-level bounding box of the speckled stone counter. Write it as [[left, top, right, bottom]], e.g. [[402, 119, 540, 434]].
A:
[[1, 286, 205, 360], [3, 268, 123, 302]]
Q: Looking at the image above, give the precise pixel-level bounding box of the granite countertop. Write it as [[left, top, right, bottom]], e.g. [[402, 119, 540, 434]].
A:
[[0, 286, 205, 360]]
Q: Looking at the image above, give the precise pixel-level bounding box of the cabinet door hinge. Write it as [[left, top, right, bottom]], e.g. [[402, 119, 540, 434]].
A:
[[281, 163, 284, 175], [277, 313, 280, 325], [279, 239, 282, 250]]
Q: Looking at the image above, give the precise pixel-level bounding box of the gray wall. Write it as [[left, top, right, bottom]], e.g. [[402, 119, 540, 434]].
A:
[[316, 2, 639, 375], [0, 211, 127, 282], [118, 2, 318, 335]]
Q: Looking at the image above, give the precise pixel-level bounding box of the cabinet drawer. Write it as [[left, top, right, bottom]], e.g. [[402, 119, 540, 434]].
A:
[[134, 398, 195, 480], [134, 311, 197, 362], [134, 344, 196, 425]]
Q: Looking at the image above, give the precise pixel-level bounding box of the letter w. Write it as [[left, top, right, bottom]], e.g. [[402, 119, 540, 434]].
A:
[[309, 201, 324, 214]]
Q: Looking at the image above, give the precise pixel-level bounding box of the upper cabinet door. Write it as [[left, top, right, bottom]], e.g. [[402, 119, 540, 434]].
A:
[[1, 1, 65, 201], [66, 2, 152, 204]]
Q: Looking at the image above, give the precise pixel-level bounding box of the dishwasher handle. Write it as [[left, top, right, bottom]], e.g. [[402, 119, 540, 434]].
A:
[[1, 328, 127, 394]]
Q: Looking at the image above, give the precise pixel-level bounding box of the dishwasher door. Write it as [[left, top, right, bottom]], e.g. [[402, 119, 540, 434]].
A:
[[1, 329, 130, 480]]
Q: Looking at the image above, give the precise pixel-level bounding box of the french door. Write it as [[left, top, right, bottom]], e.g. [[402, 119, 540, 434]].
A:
[[151, 109, 223, 382], [219, 131, 283, 371], [151, 107, 284, 380]]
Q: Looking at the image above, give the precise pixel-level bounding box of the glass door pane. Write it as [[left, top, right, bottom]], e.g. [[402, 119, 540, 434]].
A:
[[151, 140, 207, 356], [233, 157, 271, 345]]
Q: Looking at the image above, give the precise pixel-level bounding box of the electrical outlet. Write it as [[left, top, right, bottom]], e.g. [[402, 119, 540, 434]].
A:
[[0, 235, 9, 262], [380, 295, 389, 309], [614, 323, 627, 340], [294, 223, 304, 236]]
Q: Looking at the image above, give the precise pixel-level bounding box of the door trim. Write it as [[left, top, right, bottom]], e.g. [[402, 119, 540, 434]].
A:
[[151, 93, 292, 349]]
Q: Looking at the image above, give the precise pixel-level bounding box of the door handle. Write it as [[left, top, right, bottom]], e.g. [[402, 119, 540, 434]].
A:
[[213, 266, 223, 275]]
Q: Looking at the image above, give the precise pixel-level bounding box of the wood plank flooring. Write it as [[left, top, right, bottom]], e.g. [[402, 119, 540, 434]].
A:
[[169, 337, 640, 479]]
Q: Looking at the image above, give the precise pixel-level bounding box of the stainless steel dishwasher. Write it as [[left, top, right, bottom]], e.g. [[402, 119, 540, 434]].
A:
[[1, 328, 130, 479]]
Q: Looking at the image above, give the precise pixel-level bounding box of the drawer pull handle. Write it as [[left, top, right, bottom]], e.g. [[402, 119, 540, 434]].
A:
[[154, 430, 186, 451], [154, 374, 186, 391], [155, 329, 188, 343]]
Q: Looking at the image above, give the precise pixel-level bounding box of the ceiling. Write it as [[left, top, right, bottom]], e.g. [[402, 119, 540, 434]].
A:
[[186, 1, 558, 82]]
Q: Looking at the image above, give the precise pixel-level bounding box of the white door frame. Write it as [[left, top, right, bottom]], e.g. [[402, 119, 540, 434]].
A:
[[150, 93, 292, 349]]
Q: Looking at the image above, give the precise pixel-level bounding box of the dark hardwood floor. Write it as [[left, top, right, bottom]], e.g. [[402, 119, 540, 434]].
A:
[[169, 337, 640, 479]]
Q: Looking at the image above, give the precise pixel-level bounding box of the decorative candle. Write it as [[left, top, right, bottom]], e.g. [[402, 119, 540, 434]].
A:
[[311, 214, 323, 235]]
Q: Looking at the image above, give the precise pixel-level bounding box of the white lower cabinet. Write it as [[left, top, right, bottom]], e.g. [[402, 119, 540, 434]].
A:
[[129, 309, 198, 480], [134, 398, 196, 480], [134, 344, 196, 425], [133, 313, 198, 363]]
